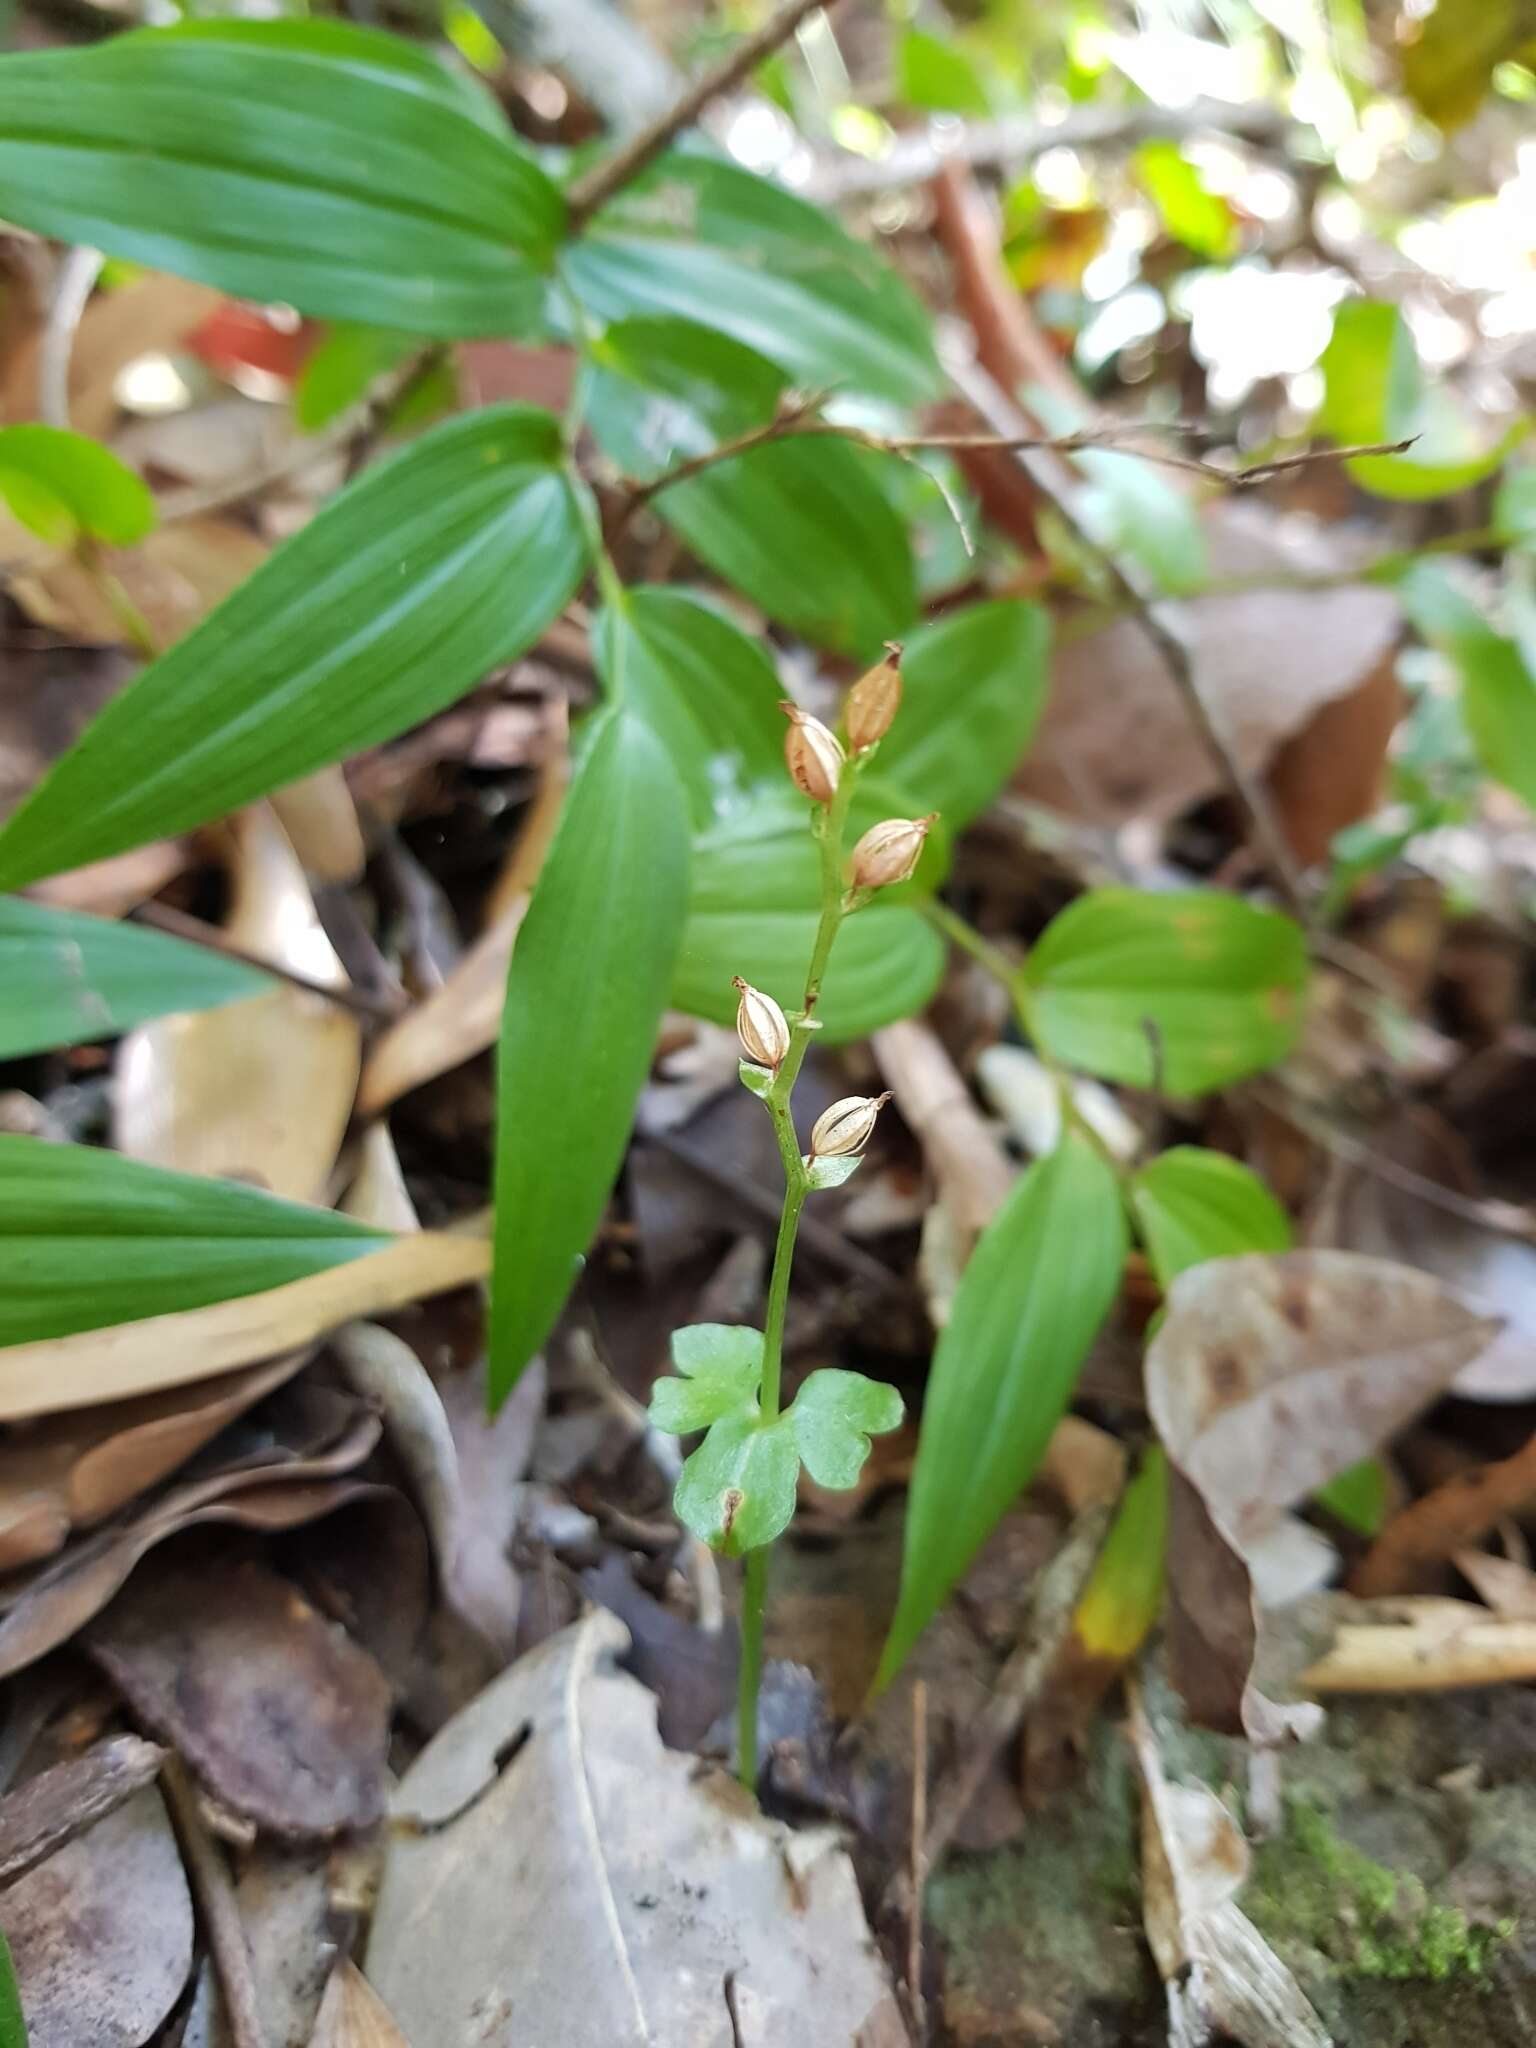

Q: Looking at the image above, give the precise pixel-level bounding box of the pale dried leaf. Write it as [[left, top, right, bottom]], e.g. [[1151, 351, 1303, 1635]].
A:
[[7, 512, 270, 648], [366, 1609, 907, 2046], [25, 841, 190, 917], [0, 1734, 165, 1886], [1302, 1597, 1536, 1692], [1129, 1703, 1331, 2048], [0, 273, 223, 438], [356, 899, 524, 1119], [332, 1321, 461, 1586], [115, 805, 360, 1201], [0, 1784, 194, 2048], [309, 1962, 410, 2048], [1454, 1548, 1536, 1620], [270, 766, 367, 886]]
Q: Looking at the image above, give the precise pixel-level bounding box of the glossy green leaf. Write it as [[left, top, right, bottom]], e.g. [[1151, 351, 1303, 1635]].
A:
[[0, 1929, 25, 2048], [0, 1134, 390, 1347], [674, 799, 946, 1044], [650, 1322, 763, 1432], [0, 424, 155, 547], [877, 1131, 1128, 1686], [1129, 1146, 1292, 1291], [294, 322, 419, 432], [788, 1368, 902, 1489], [1021, 888, 1308, 1095], [0, 21, 563, 337], [673, 1411, 799, 1555], [0, 407, 587, 889], [562, 150, 939, 405], [874, 600, 1050, 828], [1400, 563, 1536, 810], [1314, 1456, 1388, 1537], [490, 710, 691, 1401], [585, 316, 914, 654], [593, 585, 783, 826], [1134, 142, 1237, 259], [895, 26, 991, 113], [0, 897, 273, 1059]]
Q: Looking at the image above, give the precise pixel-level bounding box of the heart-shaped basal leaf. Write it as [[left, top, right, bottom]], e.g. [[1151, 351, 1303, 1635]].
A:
[[0, 897, 274, 1059], [490, 709, 691, 1404], [563, 157, 938, 406], [877, 1130, 1128, 1688], [0, 407, 587, 890], [0, 1134, 392, 1346], [0, 21, 563, 336], [673, 1414, 800, 1556], [650, 1323, 764, 1433], [1020, 887, 1308, 1095], [787, 1369, 903, 1489], [0, 425, 156, 548], [1129, 1146, 1292, 1290], [584, 316, 915, 656]]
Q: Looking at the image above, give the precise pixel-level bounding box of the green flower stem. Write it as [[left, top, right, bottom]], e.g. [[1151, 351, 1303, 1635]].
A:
[[737, 768, 857, 1791]]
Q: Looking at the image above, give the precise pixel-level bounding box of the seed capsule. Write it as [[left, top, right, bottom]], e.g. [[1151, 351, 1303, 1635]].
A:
[[732, 976, 790, 1071], [845, 643, 903, 752], [809, 1091, 891, 1159], [780, 702, 844, 804], [849, 813, 938, 891]]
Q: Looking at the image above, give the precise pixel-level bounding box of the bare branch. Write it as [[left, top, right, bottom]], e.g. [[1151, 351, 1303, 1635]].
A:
[[566, 0, 844, 228]]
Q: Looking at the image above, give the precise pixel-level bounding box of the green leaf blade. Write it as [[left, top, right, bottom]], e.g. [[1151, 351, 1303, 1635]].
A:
[[0, 1135, 389, 1347], [877, 1131, 1128, 1687], [1129, 1145, 1291, 1292], [0, 425, 155, 546], [1021, 887, 1308, 1095], [0, 897, 273, 1059], [0, 407, 587, 889], [490, 710, 691, 1402], [0, 21, 563, 338]]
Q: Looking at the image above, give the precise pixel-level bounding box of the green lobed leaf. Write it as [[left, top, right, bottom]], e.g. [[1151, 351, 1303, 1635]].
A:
[[0, 1134, 390, 1347], [1129, 1145, 1292, 1291], [874, 599, 1050, 828], [877, 1131, 1128, 1687], [585, 316, 915, 655], [593, 584, 784, 827], [293, 321, 419, 432], [0, 21, 563, 338], [490, 710, 691, 1402], [0, 897, 273, 1059], [1399, 563, 1536, 811], [673, 1411, 799, 1555], [0, 406, 587, 889], [562, 151, 939, 406], [0, 424, 156, 547], [787, 1368, 902, 1489], [1020, 887, 1308, 1095], [650, 1322, 763, 1433]]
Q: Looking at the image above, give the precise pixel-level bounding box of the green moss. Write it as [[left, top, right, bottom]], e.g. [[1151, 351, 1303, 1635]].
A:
[[1249, 1795, 1509, 1985]]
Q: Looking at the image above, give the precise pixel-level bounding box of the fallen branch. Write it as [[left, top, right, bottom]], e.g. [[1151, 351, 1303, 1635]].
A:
[[161, 1755, 267, 2048]]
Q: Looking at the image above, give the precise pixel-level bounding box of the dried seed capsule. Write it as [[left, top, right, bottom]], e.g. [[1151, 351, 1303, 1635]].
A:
[[809, 1091, 891, 1159], [849, 813, 938, 891], [780, 702, 844, 804], [732, 976, 790, 1071], [845, 643, 903, 752]]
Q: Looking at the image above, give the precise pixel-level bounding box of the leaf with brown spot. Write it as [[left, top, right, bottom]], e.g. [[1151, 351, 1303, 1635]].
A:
[[85, 1555, 391, 1840]]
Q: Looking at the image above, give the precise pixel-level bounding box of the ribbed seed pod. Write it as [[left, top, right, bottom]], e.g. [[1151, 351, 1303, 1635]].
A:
[[809, 1091, 891, 1158], [732, 976, 790, 1070], [780, 702, 844, 804], [844, 643, 903, 752], [848, 813, 937, 891]]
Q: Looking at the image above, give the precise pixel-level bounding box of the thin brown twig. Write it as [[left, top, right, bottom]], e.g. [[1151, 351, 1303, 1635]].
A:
[[908, 1679, 928, 2032], [161, 1756, 268, 2048], [565, 0, 844, 228], [132, 899, 403, 1023]]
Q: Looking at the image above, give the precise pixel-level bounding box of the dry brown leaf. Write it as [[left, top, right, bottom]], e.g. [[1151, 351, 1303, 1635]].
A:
[[0, 1734, 165, 1887], [114, 804, 360, 1200], [0, 1784, 194, 2048], [309, 1961, 410, 2048], [366, 1609, 907, 2046], [1129, 1699, 1331, 2048], [5, 510, 270, 649], [24, 840, 190, 917], [85, 1556, 391, 1839], [357, 898, 524, 1119], [0, 272, 223, 437], [0, 1227, 490, 1420], [0, 641, 134, 826], [1146, 1251, 1497, 1733], [1354, 1430, 1536, 1596], [270, 766, 368, 886], [1301, 1596, 1536, 1692]]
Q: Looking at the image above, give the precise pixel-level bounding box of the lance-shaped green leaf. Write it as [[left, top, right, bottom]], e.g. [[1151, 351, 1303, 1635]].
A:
[[0, 425, 155, 547], [787, 1369, 903, 1489], [0, 897, 273, 1059], [1400, 562, 1536, 812], [593, 586, 784, 827], [0, 1134, 391, 1347], [1020, 887, 1307, 1095], [0, 407, 586, 890], [490, 710, 690, 1403], [650, 1323, 763, 1433], [1129, 1146, 1291, 1291], [877, 1131, 1127, 1687], [563, 154, 938, 405], [673, 1413, 800, 1556], [584, 316, 914, 655], [0, 21, 563, 337]]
